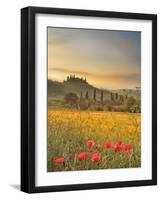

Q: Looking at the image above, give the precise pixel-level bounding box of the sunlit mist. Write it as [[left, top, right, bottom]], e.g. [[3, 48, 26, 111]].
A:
[[48, 27, 141, 90]]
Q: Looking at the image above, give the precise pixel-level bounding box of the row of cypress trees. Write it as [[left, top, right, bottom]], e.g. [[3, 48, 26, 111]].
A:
[[80, 89, 126, 103]]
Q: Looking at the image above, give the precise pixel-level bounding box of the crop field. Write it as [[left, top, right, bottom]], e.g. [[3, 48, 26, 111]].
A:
[[48, 109, 141, 172]]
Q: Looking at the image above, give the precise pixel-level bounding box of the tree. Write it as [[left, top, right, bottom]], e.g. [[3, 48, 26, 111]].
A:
[[126, 96, 136, 111], [64, 93, 79, 107], [120, 95, 124, 103], [111, 92, 114, 101], [115, 93, 119, 101], [93, 89, 96, 101], [100, 90, 104, 103], [135, 99, 141, 113], [85, 91, 89, 99]]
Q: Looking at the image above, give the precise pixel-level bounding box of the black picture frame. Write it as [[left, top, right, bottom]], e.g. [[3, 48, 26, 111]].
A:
[[21, 6, 157, 193]]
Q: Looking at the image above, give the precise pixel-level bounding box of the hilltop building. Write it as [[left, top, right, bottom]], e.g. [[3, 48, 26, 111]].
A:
[[65, 74, 87, 83]]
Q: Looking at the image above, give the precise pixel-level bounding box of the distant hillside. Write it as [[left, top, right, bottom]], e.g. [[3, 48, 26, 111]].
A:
[[48, 75, 140, 101], [48, 75, 111, 101], [112, 89, 141, 100]]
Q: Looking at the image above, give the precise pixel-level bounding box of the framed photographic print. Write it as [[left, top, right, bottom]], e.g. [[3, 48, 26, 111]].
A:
[[21, 6, 157, 193]]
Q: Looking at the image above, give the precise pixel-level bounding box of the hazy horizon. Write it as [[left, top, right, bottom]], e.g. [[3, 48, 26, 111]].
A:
[[48, 27, 141, 90]]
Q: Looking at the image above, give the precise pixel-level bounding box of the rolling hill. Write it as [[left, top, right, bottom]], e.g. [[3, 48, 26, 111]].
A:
[[48, 75, 141, 101], [48, 77, 111, 101]]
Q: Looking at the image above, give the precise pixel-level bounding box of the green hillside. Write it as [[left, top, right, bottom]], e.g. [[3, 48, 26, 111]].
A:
[[48, 75, 141, 112], [48, 76, 111, 101]]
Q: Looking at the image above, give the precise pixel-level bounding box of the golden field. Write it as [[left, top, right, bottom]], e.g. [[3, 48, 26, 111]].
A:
[[48, 109, 141, 172]]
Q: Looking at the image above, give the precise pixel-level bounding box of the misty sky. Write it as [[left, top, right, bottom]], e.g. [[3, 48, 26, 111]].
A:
[[48, 27, 141, 90]]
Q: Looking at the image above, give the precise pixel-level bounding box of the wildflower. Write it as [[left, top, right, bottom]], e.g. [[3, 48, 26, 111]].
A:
[[88, 149, 93, 153], [96, 145, 101, 151], [78, 152, 88, 161], [91, 153, 100, 162], [69, 153, 74, 159], [87, 140, 95, 147], [116, 140, 122, 146], [105, 143, 112, 149], [54, 157, 64, 164], [123, 144, 132, 153], [113, 144, 122, 152]]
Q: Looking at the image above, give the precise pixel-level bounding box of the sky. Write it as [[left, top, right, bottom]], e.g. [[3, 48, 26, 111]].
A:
[[48, 27, 141, 90]]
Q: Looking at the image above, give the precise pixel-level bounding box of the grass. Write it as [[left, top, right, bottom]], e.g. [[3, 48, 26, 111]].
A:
[[47, 109, 141, 172]]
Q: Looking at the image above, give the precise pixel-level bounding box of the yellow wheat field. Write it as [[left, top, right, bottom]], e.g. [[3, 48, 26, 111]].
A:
[[48, 109, 141, 172]]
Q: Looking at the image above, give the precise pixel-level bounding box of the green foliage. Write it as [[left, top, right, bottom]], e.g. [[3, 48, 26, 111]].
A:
[[125, 96, 140, 112], [126, 96, 136, 109], [79, 101, 89, 110], [100, 90, 104, 102], [111, 92, 114, 101], [134, 99, 141, 113], [85, 91, 89, 99], [48, 78, 141, 113], [64, 93, 79, 107], [93, 89, 96, 101], [95, 106, 104, 111], [115, 93, 119, 100]]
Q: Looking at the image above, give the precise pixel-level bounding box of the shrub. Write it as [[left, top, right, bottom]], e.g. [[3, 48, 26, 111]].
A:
[[64, 93, 79, 107], [95, 106, 104, 111], [125, 96, 137, 111]]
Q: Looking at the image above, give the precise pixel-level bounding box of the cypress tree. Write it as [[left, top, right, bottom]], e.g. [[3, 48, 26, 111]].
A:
[[111, 92, 114, 102], [101, 90, 104, 103], [85, 91, 89, 99], [93, 89, 96, 101], [115, 93, 118, 100]]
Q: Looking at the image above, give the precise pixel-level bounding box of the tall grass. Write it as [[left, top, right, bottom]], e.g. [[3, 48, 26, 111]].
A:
[[48, 109, 141, 172]]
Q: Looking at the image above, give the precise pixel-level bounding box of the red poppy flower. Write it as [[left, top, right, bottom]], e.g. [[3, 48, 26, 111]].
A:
[[78, 152, 88, 161], [116, 140, 122, 146], [113, 144, 122, 152], [69, 153, 74, 159], [54, 157, 64, 164], [91, 153, 100, 162], [105, 143, 112, 149], [87, 140, 95, 147], [96, 145, 101, 151], [88, 149, 93, 153], [123, 144, 132, 153]]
